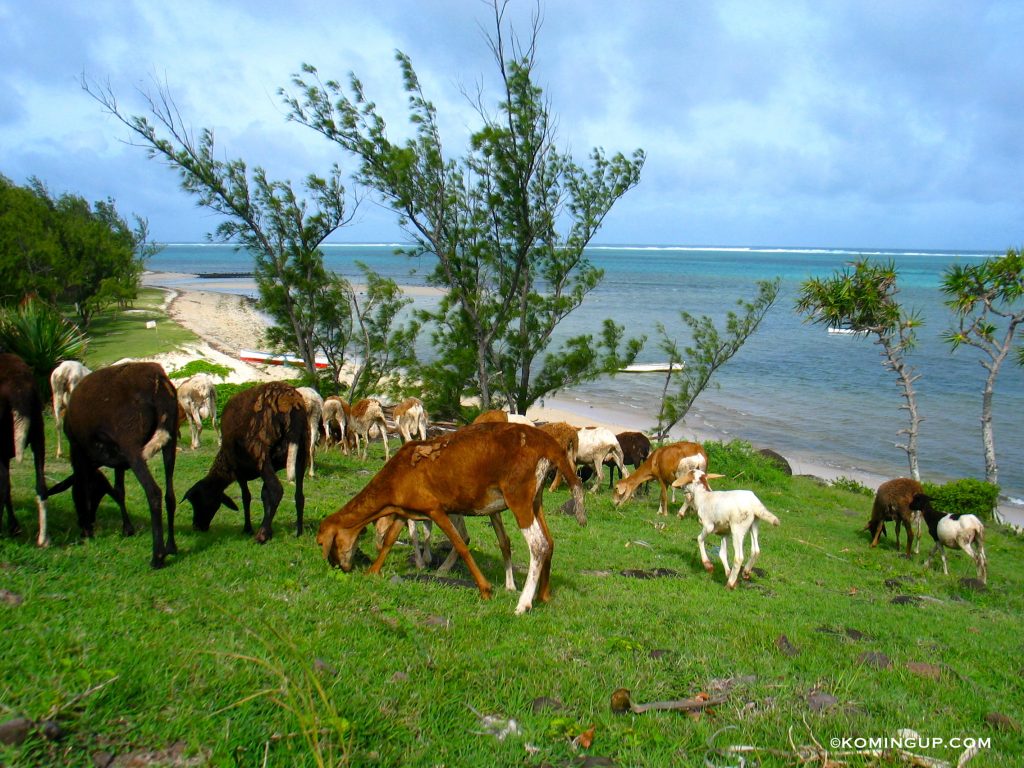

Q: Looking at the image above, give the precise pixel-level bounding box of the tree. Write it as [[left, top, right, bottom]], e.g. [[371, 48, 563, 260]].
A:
[[83, 78, 413, 390], [796, 259, 924, 480], [656, 279, 779, 438], [282, 0, 644, 415], [941, 248, 1024, 490]]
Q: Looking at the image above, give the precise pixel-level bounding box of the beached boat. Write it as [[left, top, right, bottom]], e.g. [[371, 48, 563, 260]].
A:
[[618, 362, 681, 373], [239, 349, 330, 369]]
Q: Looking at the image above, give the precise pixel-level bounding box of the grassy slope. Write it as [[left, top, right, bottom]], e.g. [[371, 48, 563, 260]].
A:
[[2, 305, 1023, 767]]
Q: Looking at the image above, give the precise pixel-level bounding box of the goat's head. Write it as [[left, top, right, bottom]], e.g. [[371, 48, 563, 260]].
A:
[[671, 469, 722, 493], [611, 480, 633, 507], [317, 515, 361, 571], [183, 479, 238, 531], [909, 492, 938, 519]]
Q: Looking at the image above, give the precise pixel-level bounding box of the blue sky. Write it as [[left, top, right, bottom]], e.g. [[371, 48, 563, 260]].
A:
[[2, 0, 1022, 250]]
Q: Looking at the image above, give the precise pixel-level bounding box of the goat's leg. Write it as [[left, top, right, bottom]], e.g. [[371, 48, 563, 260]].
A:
[[976, 535, 988, 583], [379, 419, 390, 461], [959, 541, 980, 579], [29, 430, 49, 547], [726, 529, 746, 589], [0, 466, 17, 536], [129, 457, 167, 569], [239, 480, 253, 534], [490, 513, 516, 591], [161, 439, 177, 555], [535, 509, 555, 604], [53, 400, 63, 459], [913, 513, 922, 555], [113, 468, 133, 536], [436, 515, 470, 574], [743, 520, 761, 579], [924, 541, 941, 571], [516, 516, 552, 615], [407, 520, 427, 569], [429, 510, 493, 601], [698, 525, 714, 572], [590, 453, 606, 492], [717, 536, 730, 575], [368, 516, 405, 573], [939, 545, 949, 575], [254, 463, 285, 544]]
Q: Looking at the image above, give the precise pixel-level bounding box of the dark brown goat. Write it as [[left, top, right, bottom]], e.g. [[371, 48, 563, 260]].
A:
[[183, 382, 308, 543], [867, 477, 928, 557], [63, 362, 178, 567], [608, 431, 652, 491], [0, 353, 49, 546]]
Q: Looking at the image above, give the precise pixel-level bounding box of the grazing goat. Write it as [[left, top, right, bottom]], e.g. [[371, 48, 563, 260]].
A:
[[550, 426, 626, 492], [183, 382, 308, 543], [472, 409, 534, 425], [50, 360, 90, 458], [296, 387, 324, 477], [176, 373, 218, 450], [348, 397, 390, 461], [394, 397, 429, 443], [867, 478, 925, 557], [64, 362, 178, 567], [539, 422, 580, 491], [672, 468, 780, 589], [608, 431, 652, 492], [611, 441, 707, 516], [916, 493, 988, 584], [317, 422, 587, 615], [322, 396, 352, 454], [1, 353, 49, 546]]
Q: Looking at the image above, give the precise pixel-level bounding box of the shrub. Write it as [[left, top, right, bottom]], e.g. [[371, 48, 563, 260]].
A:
[[167, 359, 233, 381], [922, 478, 1000, 521], [831, 476, 874, 496], [703, 439, 789, 488], [0, 299, 86, 396]]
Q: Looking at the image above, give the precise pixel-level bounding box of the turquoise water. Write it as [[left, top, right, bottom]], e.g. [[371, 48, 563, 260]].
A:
[[147, 243, 1024, 504]]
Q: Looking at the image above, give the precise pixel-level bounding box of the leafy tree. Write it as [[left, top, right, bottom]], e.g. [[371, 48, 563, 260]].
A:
[[796, 259, 924, 479], [941, 248, 1024, 488], [655, 279, 779, 438], [0, 175, 62, 305], [83, 78, 413, 391], [282, 0, 644, 414], [0, 298, 87, 397]]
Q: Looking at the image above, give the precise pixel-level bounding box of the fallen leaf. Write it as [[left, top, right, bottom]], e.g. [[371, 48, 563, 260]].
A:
[[574, 725, 595, 749]]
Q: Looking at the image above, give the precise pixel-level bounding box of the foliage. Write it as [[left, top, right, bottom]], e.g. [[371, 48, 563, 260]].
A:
[[0, 174, 150, 327], [941, 248, 1024, 486], [922, 478, 1001, 522], [282, 1, 644, 414], [0, 299, 86, 396], [655, 279, 780, 436], [166, 359, 232, 381], [703, 439, 789, 489], [82, 78, 414, 394], [830, 476, 874, 496], [795, 259, 924, 480]]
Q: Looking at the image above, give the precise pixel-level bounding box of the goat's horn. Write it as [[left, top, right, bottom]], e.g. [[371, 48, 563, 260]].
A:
[[705, 473, 726, 479]]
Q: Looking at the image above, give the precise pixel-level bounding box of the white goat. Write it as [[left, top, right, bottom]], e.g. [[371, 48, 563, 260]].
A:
[[50, 360, 91, 458], [296, 387, 324, 478], [176, 373, 218, 450], [322, 396, 350, 454], [673, 468, 780, 589], [917, 493, 988, 584], [550, 426, 627, 492], [394, 397, 428, 443]]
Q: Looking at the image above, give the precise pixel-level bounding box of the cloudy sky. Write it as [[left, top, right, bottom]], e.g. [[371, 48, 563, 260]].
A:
[[3, 0, 1022, 250]]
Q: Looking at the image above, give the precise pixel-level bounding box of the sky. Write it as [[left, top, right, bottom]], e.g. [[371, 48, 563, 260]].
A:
[[2, 0, 1022, 251]]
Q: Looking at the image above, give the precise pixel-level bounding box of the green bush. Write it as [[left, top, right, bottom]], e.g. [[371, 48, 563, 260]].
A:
[[831, 476, 874, 496], [167, 359, 233, 381], [922, 477, 1000, 521], [0, 299, 86, 396], [703, 439, 789, 488]]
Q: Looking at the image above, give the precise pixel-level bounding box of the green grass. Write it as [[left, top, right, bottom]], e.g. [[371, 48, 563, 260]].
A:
[[2, 299, 1022, 766], [83, 289, 198, 367]]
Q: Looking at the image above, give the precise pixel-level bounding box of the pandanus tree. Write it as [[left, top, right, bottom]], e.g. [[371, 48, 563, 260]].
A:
[[796, 259, 924, 480]]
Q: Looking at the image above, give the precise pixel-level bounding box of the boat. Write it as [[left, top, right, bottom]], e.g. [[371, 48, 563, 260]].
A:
[[239, 349, 330, 369], [618, 362, 681, 373]]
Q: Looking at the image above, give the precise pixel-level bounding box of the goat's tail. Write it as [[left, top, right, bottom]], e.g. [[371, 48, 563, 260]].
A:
[[756, 506, 781, 526]]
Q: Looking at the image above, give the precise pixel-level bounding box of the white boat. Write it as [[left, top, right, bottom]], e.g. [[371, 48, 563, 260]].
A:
[[619, 362, 681, 373], [239, 349, 330, 369]]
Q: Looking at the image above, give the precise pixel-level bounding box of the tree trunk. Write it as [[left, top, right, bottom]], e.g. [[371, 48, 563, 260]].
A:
[[981, 377, 998, 486]]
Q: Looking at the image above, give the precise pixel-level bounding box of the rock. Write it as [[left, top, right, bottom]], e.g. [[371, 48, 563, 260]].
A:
[[890, 595, 921, 605], [579, 758, 617, 767], [857, 651, 892, 669], [959, 577, 987, 591], [92, 752, 115, 768], [757, 448, 792, 475], [40, 719, 65, 741], [0, 717, 33, 745], [531, 696, 565, 713], [884, 578, 905, 590], [0, 589, 23, 606], [619, 568, 678, 579], [649, 649, 671, 660], [807, 690, 839, 712], [775, 634, 800, 657], [985, 712, 1020, 731], [906, 662, 942, 680]]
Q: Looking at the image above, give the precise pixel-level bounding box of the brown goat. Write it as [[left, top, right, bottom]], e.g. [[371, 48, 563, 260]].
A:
[[63, 362, 178, 567], [538, 422, 580, 491], [323, 396, 355, 454], [183, 382, 308, 543], [317, 422, 587, 614], [867, 477, 927, 557], [394, 396, 429, 443], [348, 397, 390, 461], [611, 441, 708, 516], [0, 353, 49, 546]]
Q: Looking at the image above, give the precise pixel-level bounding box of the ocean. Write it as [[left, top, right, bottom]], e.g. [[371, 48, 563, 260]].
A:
[[146, 242, 1024, 508]]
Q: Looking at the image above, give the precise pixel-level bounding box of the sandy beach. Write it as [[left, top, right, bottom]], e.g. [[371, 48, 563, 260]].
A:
[[141, 271, 1024, 527]]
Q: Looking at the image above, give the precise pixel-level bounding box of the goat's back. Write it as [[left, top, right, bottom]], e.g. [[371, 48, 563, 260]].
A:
[[872, 478, 924, 519], [219, 382, 308, 474]]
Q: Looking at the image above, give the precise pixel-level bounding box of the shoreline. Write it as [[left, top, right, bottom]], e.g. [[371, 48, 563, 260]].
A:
[[140, 270, 1024, 528]]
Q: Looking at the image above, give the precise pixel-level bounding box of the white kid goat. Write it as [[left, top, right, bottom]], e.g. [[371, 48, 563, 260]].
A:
[[673, 468, 780, 589]]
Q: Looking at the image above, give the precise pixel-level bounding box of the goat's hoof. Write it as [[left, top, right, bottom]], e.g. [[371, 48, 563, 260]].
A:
[[123, 524, 136, 537], [726, 581, 737, 590], [166, 542, 178, 556], [36, 536, 51, 548], [742, 571, 752, 580], [150, 556, 166, 569], [703, 562, 714, 573], [514, 603, 532, 615], [255, 529, 271, 544]]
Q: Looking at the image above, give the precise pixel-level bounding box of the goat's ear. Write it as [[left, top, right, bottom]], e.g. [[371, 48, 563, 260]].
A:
[[221, 494, 239, 511]]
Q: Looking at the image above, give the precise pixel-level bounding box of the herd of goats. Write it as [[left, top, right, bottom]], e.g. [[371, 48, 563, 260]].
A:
[[0, 352, 988, 615]]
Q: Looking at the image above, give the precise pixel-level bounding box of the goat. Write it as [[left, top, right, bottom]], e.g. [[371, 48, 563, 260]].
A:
[[296, 387, 324, 477], [472, 409, 534, 425], [915, 493, 988, 583], [611, 441, 707, 516], [0, 353, 49, 546], [672, 468, 780, 589], [538, 422, 580, 491], [608, 431, 652, 492], [183, 381, 308, 543], [348, 397, 390, 461], [317, 422, 587, 615], [322, 396, 352, 454], [866, 478, 925, 557], [550, 426, 626, 492], [394, 397, 429, 443], [176, 373, 218, 450], [50, 359, 90, 459], [63, 362, 178, 567]]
